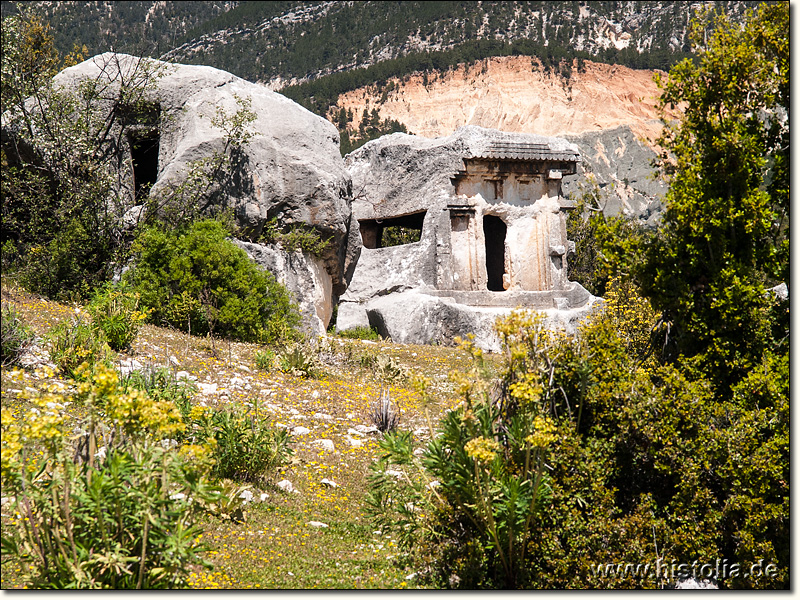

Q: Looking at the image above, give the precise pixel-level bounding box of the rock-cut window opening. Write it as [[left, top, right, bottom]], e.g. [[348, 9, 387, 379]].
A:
[[483, 214, 507, 291], [359, 211, 426, 249], [119, 101, 161, 202], [128, 130, 160, 201]]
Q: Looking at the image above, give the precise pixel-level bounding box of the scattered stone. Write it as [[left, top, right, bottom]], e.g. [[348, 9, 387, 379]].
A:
[[175, 371, 196, 381], [320, 478, 339, 488], [239, 490, 254, 504], [767, 282, 788, 301], [312, 439, 336, 453], [313, 412, 334, 421], [307, 521, 328, 528], [674, 577, 718, 590], [197, 382, 218, 395], [354, 424, 379, 435], [260, 493, 269, 502], [276, 480, 297, 493], [346, 436, 364, 448], [385, 469, 404, 479], [291, 426, 311, 436], [118, 358, 144, 377], [347, 428, 366, 437]]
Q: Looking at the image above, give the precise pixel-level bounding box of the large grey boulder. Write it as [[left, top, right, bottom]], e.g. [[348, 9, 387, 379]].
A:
[[357, 291, 602, 352], [233, 240, 333, 337], [52, 53, 351, 294], [338, 126, 600, 349]]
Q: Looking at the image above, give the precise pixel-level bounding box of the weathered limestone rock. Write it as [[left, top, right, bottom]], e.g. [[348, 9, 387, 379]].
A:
[[563, 125, 667, 227], [337, 126, 599, 349], [233, 240, 333, 337], [50, 53, 351, 324]]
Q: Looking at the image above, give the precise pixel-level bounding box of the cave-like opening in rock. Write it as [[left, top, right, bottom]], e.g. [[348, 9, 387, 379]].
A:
[[359, 211, 426, 249], [483, 214, 507, 291], [128, 130, 160, 201]]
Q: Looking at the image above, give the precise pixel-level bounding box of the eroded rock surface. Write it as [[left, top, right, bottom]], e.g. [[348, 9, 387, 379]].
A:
[[52, 53, 351, 298]]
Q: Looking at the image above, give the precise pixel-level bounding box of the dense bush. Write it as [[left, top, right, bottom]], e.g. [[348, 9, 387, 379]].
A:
[[48, 314, 112, 379], [183, 404, 292, 485], [337, 325, 381, 341], [368, 278, 788, 589], [126, 219, 300, 344]]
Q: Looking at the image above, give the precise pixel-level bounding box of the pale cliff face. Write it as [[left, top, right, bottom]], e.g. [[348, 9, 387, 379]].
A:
[[334, 56, 680, 147]]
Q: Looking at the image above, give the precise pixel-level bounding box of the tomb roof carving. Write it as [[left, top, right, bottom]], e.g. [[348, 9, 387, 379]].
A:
[[472, 141, 581, 162]]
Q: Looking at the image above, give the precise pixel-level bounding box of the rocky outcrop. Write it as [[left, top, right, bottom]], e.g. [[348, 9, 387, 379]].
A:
[[52, 53, 351, 295], [351, 290, 602, 353], [232, 240, 333, 337], [337, 126, 599, 350], [336, 57, 676, 223], [563, 125, 667, 226]]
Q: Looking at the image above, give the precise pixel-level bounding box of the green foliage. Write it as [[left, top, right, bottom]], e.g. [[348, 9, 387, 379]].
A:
[[278, 343, 319, 379], [183, 404, 292, 485], [622, 3, 789, 388], [258, 218, 330, 257], [380, 225, 422, 248], [126, 219, 301, 344], [86, 283, 149, 351], [254, 349, 276, 371], [368, 277, 788, 589], [48, 314, 112, 379], [0, 304, 35, 366], [0, 365, 219, 589], [1, 14, 165, 301], [337, 325, 380, 342], [121, 365, 197, 417], [374, 353, 406, 383]]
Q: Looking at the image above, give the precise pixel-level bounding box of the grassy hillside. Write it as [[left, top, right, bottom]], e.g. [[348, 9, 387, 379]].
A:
[[0, 284, 480, 589]]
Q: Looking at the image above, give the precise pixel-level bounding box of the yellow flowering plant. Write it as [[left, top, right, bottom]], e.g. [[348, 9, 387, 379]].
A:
[[0, 364, 220, 589], [86, 282, 150, 351]]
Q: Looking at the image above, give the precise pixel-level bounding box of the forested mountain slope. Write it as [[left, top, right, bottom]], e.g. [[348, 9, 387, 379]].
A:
[[1, 1, 768, 89]]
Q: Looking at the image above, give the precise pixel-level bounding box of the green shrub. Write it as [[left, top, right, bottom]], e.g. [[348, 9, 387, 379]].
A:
[[0, 365, 219, 589], [87, 283, 149, 351], [1, 304, 35, 366], [48, 314, 112, 379], [126, 219, 301, 344], [258, 218, 330, 257], [368, 279, 788, 589], [184, 405, 292, 484], [337, 325, 381, 341], [278, 343, 318, 378], [254, 349, 276, 371], [121, 365, 196, 419]]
